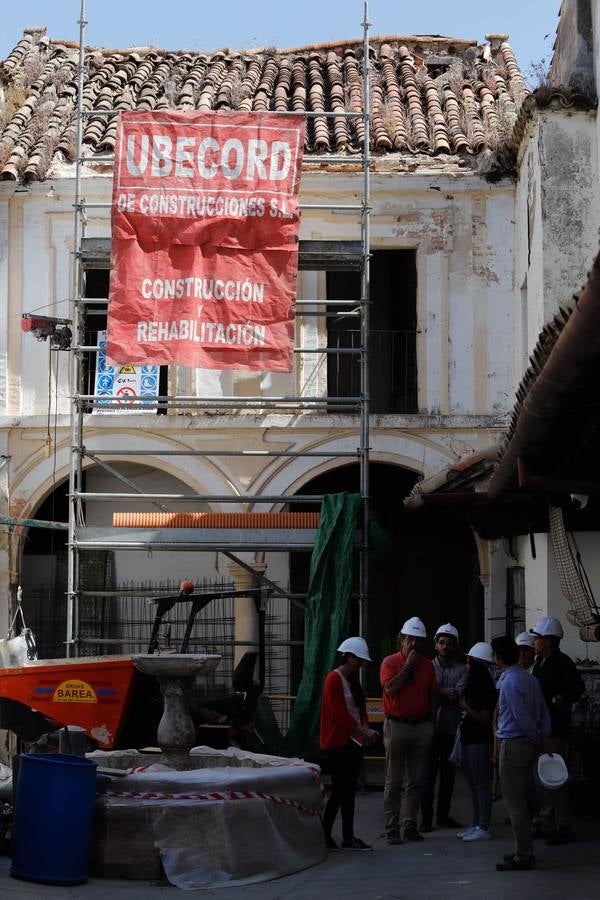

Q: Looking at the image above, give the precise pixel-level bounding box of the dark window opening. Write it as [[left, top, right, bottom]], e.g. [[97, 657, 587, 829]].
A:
[[326, 249, 418, 413], [82, 269, 167, 413]]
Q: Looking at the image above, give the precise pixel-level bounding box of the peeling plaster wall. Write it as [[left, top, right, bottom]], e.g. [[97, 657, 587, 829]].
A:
[[539, 112, 600, 317], [0, 163, 515, 659], [594, 0, 600, 177], [515, 110, 600, 388], [1, 170, 516, 421], [550, 0, 594, 92]]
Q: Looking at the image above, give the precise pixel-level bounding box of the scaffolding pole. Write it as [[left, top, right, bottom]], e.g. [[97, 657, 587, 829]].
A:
[[359, 0, 371, 639], [65, 0, 371, 655], [67, 0, 87, 656]]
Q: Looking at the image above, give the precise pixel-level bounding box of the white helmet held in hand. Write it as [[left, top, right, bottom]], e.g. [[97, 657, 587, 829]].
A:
[[538, 753, 568, 790], [531, 616, 564, 639], [516, 631, 535, 647], [337, 636, 371, 661], [435, 623, 459, 641], [467, 641, 494, 663], [400, 617, 427, 638]]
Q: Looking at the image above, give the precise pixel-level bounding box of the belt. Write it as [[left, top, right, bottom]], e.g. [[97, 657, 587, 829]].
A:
[[386, 715, 429, 725]]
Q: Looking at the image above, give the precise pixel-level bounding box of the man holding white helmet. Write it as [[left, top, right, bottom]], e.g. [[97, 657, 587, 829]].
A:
[[380, 617, 436, 844], [491, 634, 550, 871], [420, 623, 467, 832], [530, 616, 584, 845]]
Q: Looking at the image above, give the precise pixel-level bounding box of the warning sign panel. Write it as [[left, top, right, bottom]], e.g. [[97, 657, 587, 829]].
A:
[[106, 110, 305, 372], [94, 331, 159, 413]]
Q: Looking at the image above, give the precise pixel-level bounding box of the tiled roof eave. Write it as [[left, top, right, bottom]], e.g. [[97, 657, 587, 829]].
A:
[[1, 27, 531, 183], [511, 85, 597, 158]]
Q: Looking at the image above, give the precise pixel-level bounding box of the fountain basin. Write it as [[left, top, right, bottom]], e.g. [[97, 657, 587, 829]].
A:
[[90, 747, 325, 888], [132, 653, 221, 678]]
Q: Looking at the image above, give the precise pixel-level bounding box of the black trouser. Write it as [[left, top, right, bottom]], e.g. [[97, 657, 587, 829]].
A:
[[322, 742, 364, 842], [421, 731, 456, 824]]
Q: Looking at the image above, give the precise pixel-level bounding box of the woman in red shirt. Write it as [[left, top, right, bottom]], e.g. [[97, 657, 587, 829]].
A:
[[320, 637, 377, 850]]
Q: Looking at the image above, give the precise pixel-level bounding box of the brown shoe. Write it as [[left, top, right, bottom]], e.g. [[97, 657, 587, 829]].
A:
[[387, 832, 403, 845]]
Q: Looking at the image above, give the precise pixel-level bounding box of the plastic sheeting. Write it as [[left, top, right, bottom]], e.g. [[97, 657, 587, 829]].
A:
[[284, 492, 360, 758], [93, 752, 324, 889]]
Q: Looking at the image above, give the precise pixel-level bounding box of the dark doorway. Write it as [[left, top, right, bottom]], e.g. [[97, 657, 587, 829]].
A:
[[327, 250, 418, 413], [289, 463, 483, 694], [21, 478, 114, 659], [20, 480, 69, 658]]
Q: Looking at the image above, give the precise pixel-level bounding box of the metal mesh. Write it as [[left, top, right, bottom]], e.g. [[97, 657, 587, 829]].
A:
[[79, 577, 291, 699]]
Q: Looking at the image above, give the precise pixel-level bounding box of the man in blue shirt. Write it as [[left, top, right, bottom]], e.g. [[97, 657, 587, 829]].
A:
[[491, 635, 550, 871]]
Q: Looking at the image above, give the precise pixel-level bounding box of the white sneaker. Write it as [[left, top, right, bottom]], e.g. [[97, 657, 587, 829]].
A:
[[462, 826, 491, 842], [456, 826, 477, 839]]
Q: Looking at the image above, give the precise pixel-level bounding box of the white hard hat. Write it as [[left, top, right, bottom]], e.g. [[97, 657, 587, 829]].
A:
[[400, 617, 427, 638], [537, 753, 568, 790], [516, 632, 535, 648], [467, 641, 494, 664], [435, 623, 459, 641], [531, 616, 564, 639], [337, 636, 371, 661]]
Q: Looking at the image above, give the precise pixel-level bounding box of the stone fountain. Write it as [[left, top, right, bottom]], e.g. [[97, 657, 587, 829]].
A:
[[131, 653, 221, 769], [90, 651, 324, 887]]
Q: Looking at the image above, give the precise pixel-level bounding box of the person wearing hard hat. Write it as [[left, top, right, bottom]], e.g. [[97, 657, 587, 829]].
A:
[[456, 642, 497, 843], [491, 635, 550, 871], [516, 632, 535, 671], [530, 616, 584, 845], [380, 617, 436, 844], [320, 637, 378, 851], [420, 623, 467, 832]]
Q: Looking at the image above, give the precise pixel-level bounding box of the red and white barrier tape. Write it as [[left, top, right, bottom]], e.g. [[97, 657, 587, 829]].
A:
[[128, 761, 326, 797], [103, 787, 320, 816]]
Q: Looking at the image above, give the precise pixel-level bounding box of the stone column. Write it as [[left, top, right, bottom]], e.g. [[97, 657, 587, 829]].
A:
[[227, 560, 267, 669]]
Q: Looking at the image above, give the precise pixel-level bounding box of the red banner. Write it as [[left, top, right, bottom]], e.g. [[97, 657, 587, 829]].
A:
[[107, 111, 305, 371]]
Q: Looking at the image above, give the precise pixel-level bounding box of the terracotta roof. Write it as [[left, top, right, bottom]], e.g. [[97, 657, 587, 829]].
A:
[[511, 85, 597, 158], [0, 26, 530, 182], [404, 447, 497, 510], [495, 303, 573, 464]]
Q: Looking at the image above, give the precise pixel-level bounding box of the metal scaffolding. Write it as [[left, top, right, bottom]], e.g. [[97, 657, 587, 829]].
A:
[[66, 0, 372, 654]]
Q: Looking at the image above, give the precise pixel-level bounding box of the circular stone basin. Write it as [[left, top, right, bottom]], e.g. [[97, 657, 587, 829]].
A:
[[91, 747, 325, 888], [132, 653, 221, 678]]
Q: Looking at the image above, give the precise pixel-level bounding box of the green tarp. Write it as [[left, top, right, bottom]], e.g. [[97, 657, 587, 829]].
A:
[[283, 492, 360, 758]]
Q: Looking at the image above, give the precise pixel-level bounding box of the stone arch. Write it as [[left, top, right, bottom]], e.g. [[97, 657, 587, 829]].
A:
[[11, 436, 245, 521], [250, 432, 454, 510]]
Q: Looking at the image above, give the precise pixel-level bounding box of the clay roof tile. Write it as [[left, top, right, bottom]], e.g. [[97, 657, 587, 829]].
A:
[[0, 28, 530, 180]]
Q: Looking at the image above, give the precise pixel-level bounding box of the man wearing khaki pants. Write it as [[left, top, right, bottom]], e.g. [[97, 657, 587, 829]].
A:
[[491, 635, 550, 871], [380, 617, 436, 844]]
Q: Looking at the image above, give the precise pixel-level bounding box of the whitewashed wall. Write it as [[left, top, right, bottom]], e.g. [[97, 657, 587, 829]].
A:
[[516, 531, 600, 662], [514, 110, 600, 391], [0, 162, 517, 675], [0, 168, 516, 421]]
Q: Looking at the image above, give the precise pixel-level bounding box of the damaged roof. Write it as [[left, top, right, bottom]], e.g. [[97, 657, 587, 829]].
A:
[[0, 26, 530, 182]]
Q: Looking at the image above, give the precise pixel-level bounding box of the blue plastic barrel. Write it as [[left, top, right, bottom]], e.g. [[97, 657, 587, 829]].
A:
[[11, 753, 98, 885]]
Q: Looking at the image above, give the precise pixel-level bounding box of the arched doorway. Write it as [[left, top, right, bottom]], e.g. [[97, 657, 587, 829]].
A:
[[289, 463, 483, 693], [21, 462, 213, 658]]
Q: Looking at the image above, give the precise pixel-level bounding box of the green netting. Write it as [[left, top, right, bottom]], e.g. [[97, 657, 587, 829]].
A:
[[282, 492, 360, 759]]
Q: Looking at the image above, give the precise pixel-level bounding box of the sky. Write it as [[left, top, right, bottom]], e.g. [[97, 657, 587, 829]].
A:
[[1, 1, 561, 80]]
